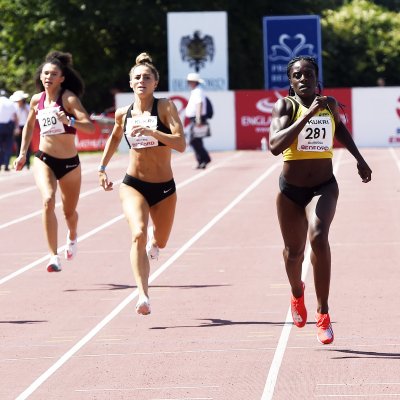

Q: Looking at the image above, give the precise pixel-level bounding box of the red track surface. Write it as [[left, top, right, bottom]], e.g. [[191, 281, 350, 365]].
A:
[[1, 148, 399, 400]]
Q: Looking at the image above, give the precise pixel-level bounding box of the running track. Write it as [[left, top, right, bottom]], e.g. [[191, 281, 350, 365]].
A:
[[0, 148, 399, 399]]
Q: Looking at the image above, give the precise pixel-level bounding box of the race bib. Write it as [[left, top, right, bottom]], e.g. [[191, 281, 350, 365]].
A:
[[37, 107, 65, 136], [125, 116, 158, 149], [297, 116, 333, 152]]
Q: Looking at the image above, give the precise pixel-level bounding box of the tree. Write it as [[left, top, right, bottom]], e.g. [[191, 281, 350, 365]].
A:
[[321, 0, 400, 87], [1, 0, 399, 112]]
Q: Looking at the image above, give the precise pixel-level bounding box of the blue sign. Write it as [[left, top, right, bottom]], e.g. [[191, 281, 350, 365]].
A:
[[263, 15, 322, 90]]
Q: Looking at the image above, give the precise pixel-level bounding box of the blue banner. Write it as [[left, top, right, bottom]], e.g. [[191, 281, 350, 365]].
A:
[[263, 15, 322, 90]]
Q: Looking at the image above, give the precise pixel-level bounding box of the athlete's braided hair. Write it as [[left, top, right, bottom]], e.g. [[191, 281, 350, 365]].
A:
[[287, 56, 321, 96]]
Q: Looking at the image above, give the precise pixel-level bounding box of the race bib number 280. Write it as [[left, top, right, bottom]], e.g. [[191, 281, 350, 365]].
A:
[[37, 107, 65, 136], [297, 116, 333, 152]]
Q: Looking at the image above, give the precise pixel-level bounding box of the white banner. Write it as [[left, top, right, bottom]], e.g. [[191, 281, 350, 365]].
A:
[[167, 11, 228, 91], [352, 87, 400, 146], [115, 91, 236, 153]]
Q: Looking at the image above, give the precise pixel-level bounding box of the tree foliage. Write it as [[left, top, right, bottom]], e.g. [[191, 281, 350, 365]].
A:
[[321, 0, 400, 87], [0, 0, 399, 112]]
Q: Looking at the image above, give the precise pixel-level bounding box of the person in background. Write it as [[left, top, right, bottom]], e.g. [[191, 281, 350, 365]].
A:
[[14, 51, 95, 272], [376, 77, 386, 87], [0, 89, 17, 171], [98, 52, 186, 316], [185, 72, 211, 169], [269, 56, 372, 345], [10, 90, 31, 169]]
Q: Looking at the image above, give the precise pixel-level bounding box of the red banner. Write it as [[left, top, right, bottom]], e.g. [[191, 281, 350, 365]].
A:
[[31, 114, 114, 152], [234, 89, 353, 150]]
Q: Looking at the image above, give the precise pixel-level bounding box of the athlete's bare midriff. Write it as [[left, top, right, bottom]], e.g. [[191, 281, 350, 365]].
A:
[[126, 146, 173, 183], [282, 158, 333, 187]]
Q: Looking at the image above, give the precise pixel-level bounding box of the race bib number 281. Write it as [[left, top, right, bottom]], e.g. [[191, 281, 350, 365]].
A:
[[297, 116, 333, 152], [37, 107, 65, 136]]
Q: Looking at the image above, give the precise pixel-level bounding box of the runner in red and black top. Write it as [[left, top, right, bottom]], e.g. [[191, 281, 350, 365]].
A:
[[98, 52, 186, 316], [14, 51, 94, 272]]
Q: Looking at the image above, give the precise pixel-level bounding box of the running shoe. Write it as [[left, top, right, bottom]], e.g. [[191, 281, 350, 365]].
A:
[[146, 226, 159, 261], [136, 296, 151, 315], [316, 313, 334, 344], [291, 282, 307, 328], [65, 231, 77, 260], [47, 255, 62, 272]]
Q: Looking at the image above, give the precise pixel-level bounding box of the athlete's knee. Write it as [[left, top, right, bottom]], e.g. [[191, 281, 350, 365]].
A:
[[309, 227, 329, 251], [63, 208, 77, 221], [283, 245, 305, 265], [131, 229, 146, 247], [42, 195, 56, 212]]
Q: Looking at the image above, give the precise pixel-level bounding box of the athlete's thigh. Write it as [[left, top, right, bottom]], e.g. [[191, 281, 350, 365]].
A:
[[149, 192, 177, 245], [58, 165, 81, 212], [119, 183, 150, 234], [33, 158, 57, 200], [276, 192, 308, 250], [312, 181, 339, 231]]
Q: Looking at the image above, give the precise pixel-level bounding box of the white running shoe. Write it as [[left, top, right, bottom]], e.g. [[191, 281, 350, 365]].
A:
[[47, 255, 62, 272], [65, 231, 77, 260], [136, 295, 151, 315], [146, 226, 159, 261]]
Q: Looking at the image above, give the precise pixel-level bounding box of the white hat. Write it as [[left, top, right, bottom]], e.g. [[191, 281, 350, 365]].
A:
[[10, 90, 29, 102], [186, 72, 204, 84]]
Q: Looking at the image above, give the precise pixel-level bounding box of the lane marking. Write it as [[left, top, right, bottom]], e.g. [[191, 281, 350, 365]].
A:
[[0, 153, 242, 285], [15, 161, 280, 400], [0, 153, 239, 230], [0, 215, 124, 285], [389, 147, 400, 172], [261, 150, 343, 400]]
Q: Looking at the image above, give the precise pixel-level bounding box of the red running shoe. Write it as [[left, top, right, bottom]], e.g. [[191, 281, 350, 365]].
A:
[[316, 313, 334, 344], [291, 282, 307, 327]]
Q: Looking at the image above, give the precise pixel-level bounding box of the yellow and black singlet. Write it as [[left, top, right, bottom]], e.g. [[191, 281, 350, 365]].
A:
[[282, 96, 335, 161]]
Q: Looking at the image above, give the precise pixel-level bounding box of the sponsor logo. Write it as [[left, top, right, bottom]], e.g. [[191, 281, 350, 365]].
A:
[[163, 188, 172, 194]]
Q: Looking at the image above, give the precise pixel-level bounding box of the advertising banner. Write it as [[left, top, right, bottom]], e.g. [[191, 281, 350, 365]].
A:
[[352, 88, 400, 146], [115, 91, 236, 152], [263, 15, 322, 90], [234, 89, 352, 150], [167, 11, 228, 91]]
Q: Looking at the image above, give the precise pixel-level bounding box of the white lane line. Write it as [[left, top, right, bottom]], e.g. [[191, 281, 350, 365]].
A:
[[15, 161, 280, 400], [389, 147, 400, 172], [261, 150, 343, 400], [0, 215, 125, 285], [75, 385, 218, 392], [0, 153, 243, 285], [0, 152, 239, 230], [0, 165, 100, 201], [315, 394, 400, 398], [317, 383, 400, 387]]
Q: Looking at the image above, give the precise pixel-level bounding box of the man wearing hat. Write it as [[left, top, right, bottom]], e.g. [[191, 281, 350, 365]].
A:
[[185, 73, 211, 169], [0, 90, 17, 171], [10, 90, 31, 169]]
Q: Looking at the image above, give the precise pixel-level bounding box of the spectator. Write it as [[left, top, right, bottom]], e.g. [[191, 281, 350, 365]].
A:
[[10, 90, 31, 169], [0, 89, 17, 171], [185, 73, 211, 169]]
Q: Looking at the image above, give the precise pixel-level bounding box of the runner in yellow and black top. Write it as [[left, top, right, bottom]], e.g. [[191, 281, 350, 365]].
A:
[[269, 56, 372, 345]]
